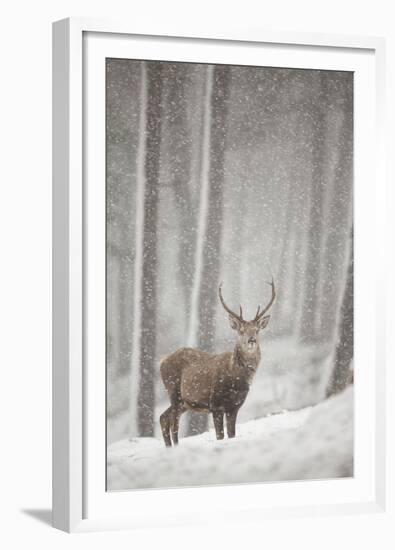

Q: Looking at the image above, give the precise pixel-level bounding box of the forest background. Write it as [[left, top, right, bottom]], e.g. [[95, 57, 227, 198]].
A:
[[106, 60, 353, 443]]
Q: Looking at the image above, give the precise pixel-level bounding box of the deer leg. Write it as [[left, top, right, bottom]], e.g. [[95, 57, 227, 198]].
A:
[[226, 409, 238, 439], [213, 410, 225, 440], [160, 406, 172, 447], [170, 404, 185, 446]]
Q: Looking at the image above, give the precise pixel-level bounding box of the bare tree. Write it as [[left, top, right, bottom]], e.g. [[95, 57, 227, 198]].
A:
[[300, 72, 329, 342], [318, 75, 353, 342], [162, 64, 196, 313], [198, 65, 231, 350], [132, 62, 164, 437], [326, 229, 353, 397], [273, 149, 297, 336], [129, 64, 147, 436], [187, 65, 231, 435], [106, 60, 139, 430]]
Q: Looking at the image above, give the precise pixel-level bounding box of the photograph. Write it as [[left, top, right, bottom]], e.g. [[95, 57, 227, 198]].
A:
[[105, 58, 354, 491]]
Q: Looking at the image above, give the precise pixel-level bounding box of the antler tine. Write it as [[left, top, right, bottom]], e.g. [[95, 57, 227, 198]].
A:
[[256, 277, 276, 320], [254, 305, 261, 321], [218, 283, 243, 321]]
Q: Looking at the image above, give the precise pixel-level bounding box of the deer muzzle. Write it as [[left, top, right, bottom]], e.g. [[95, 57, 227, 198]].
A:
[[247, 337, 257, 351]]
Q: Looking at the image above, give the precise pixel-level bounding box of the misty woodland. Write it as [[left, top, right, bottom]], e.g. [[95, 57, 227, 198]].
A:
[[106, 60, 353, 490]]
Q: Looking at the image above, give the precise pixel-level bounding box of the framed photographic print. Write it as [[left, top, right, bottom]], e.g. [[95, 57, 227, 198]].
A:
[[52, 18, 386, 532]]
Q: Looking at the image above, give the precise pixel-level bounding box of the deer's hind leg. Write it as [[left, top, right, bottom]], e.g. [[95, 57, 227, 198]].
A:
[[226, 409, 238, 439], [160, 406, 173, 447], [170, 403, 186, 446]]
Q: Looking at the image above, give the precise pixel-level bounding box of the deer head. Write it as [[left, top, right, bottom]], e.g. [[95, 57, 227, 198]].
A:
[[219, 279, 275, 355]]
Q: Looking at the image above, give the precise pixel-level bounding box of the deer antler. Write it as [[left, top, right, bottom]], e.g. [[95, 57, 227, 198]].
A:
[[254, 278, 276, 321], [219, 283, 244, 322]]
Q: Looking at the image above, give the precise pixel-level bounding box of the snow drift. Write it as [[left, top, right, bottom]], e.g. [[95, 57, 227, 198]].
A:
[[107, 385, 353, 491]]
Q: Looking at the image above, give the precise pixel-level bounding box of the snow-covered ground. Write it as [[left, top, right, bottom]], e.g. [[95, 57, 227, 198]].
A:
[[107, 385, 353, 491]]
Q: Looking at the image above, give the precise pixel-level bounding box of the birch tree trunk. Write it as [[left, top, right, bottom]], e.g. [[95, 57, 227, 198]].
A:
[[187, 65, 213, 349], [118, 259, 134, 375], [106, 60, 137, 382], [318, 75, 353, 342], [128, 63, 147, 437], [187, 64, 231, 436], [326, 228, 354, 397], [129, 62, 163, 437], [274, 177, 295, 335], [300, 73, 328, 343], [163, 64, 196, 318], [137, 62, 164, 436], [185, 65, 213, 435]]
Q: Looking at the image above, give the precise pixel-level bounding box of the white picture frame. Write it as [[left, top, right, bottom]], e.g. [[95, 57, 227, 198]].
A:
[[52, 17, 387, 533]]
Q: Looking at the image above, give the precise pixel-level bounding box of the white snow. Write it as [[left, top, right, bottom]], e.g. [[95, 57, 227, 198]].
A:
[[107, 385, 353, 491]]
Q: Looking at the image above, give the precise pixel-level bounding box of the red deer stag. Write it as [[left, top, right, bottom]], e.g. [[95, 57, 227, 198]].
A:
[[159, 280, 276, 447]]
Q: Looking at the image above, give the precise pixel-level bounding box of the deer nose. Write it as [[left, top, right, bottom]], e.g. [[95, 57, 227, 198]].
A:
[[248, 337, 256, 344]]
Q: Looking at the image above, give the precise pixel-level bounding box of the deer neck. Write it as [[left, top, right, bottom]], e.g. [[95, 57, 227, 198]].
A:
[[233, 343, 261, 380]]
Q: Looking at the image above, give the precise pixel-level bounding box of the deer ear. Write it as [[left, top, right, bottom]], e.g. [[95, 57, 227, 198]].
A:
[[228, 315, 242, 331], [257, 315, 270, 330]]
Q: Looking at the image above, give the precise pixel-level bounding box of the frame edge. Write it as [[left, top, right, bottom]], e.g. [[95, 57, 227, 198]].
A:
[[52, 17, 387, 531], [52, 17, 84, 533], [52, 17, 71, 532]]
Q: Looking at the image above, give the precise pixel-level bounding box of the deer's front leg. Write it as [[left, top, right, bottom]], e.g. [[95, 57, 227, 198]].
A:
[[226, 409, 238, 438], [212, 410, 224, 440]]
